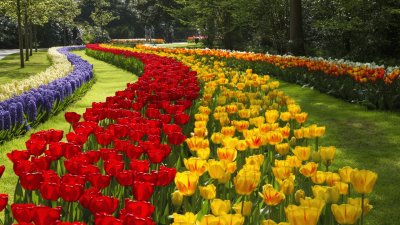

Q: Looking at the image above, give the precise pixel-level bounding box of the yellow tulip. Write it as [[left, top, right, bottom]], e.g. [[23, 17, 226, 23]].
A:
[[312, 185, 327, 200], [315, 126, 326, 137], [338, 166, 354, 183], [335, 181, 349, 195], [266, 131, 283, 145], [319, 146, 336, 166], [184, 157, 208, 176], [272, 166, 292, 180], [288, 104, 301, 116], [174, 171, 199, 196], [324, 186, 340, 204], [277, 176, 295, 195], [331, 204, 362, 225], [285, 155, 302, 168], [299, 197, 325, 217], [285, 205, 319, 225], [222, 137, 239, 148], [171, 190, 183, 207], [325, 172, 341, 186], [347, 197, 373, 215], [292, 146, 311, 161], [350, 169, 378, 194], [208, 160, 226, 179], [294, 128, 304, 139], [198, 106, 211, 115], [262, 220, 277, 225], [245, 154, 265, 168], [186, 137, 209, 151], [311, 171, 326, 184], [295, 189, 305, 204], [172, 212, 197, 225], [233, 169, 261, 195], [295, 112, 308, 124], [220, 214, 244, 225], [232, 201, 252, 216], [197, 147, 211, 160], [197, 215, 226, 225], [279, 112, 292, 122], [199, 184, 217, 200], [245, 134, 264, 149], [211, 199, 231, 216], [249, 116, 265, 127], [221, 126, 236, 137], [238, 109, 251, 119], [265, 110, 279, 124], [299, 162, 318, 177], [211, 132, 225, 144], [279, 126, 291, 139], [275, 143, 290, 156], [217, 147, 237, 162], [235, 140, 248, 151], [195, 113, 209, 122], [226, 104, 238, 114], [194, 127, 208, 137], [259, 184, 285, 206]]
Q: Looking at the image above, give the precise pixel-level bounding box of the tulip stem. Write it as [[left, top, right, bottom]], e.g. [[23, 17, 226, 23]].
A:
[[361, 194, 365, 225], [241, 196, 245, 215], [315, 137, 319, 152]]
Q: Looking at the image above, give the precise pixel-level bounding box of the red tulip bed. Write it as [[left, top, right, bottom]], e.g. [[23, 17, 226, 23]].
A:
[[0, 45, 200, 224]]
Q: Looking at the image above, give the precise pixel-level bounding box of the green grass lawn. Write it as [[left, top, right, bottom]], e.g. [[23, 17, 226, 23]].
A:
[[0, 50, 51, 84], [0, 50, 137, 204], [277, 81, 400, 225]]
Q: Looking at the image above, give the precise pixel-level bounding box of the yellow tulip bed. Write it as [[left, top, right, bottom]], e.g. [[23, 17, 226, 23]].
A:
[[99, 44, 378, 225]]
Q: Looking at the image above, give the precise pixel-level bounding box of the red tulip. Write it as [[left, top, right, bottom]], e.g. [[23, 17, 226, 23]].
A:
[[64, 143, 82, 159], [94, 213, 123, 225], [125, 145, 143, 159], [7, 150, 30, 163], [95, 132, 113, 146], [65, 112, 81, 124], [26, 139, 47, 156], [116, 170, 134, 186], [45, 129, 64, 143], [174, 113, 190, 125], [0, 165, 5, 178], [156, 166, 177, 186], [47, 142, 65, 159], [89, 195, 119, 215], [61, 174, 85, 186], [122, 214, 156, 225], [0, 194, 8, 212], [31, 156, 51, 171], [132, 181, 154, 201], [39, 182, 60, 201], [87, 173, 111, 189], [32, 205, 61, 225], [60, 183, 84, 202], [79, 188, 101, 209], [104, 159, 124, 176], [167, 132, 187, 145], [20, 172, 42, 190], [129, 159, 150, 173], [11, 203, 35, 223], [124, 199, 155, 217], [146, 144, 171, 164], [41, 170, 61, 184], [55, 222, 86, 225]]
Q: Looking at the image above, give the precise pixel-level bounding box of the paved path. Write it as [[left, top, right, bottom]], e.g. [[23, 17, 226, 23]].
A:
[[0, 49, 19, 60]]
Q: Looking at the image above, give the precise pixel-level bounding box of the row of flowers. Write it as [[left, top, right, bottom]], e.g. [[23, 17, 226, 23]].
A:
[[134, 45, 400, 110], [0, 44, 200, 224], [0, 47, 73, 102], [97, 43, 378, 225], [111, 39, 165, 45], [0, 46, 94, 142]]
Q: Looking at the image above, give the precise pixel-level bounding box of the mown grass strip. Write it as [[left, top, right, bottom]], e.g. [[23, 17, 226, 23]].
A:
[[0, 50, 51, 84], [0, 50, 137, 202]]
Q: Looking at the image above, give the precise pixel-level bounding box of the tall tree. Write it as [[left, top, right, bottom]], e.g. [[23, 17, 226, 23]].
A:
[[90, 0, 118, 41], [290, 0, 305, 55]]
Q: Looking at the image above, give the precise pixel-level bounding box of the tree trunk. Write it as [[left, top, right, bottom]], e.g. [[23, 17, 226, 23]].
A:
[[222, 10, 233, 50], [289, 0, 305, 55], [34, 25, 38, 52], [17, 0, 24, 68], [24, 0, 29, 61], [29, 20, 33, 56]]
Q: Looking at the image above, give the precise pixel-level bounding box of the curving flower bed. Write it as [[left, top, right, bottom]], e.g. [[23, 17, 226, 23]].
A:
[[86, 44, 378, 225], [0, 44, 200, 224], [0, 46, 94, 142], [134, 44, 400, 110]]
